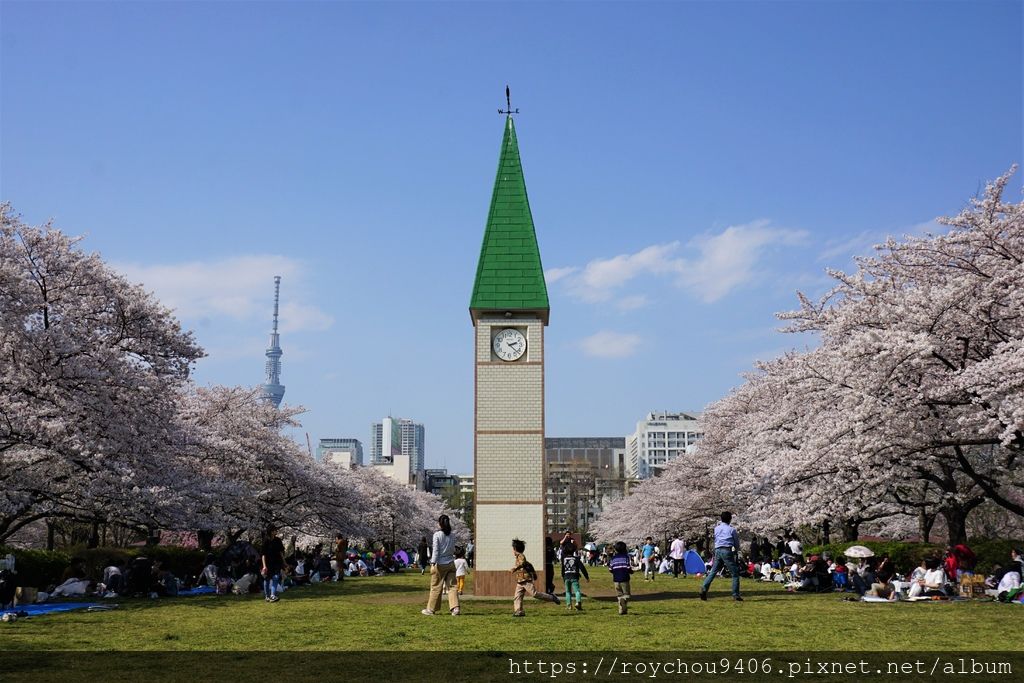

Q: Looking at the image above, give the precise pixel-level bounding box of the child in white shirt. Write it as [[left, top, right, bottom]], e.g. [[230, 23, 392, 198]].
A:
[[454, 547, 470, 595]]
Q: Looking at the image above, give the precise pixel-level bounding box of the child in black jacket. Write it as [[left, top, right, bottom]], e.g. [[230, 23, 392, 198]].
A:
[[560, 543, 590, 611]]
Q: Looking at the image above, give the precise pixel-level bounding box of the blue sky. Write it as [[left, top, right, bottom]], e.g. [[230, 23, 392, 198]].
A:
[[2, 1, 1021, 474]]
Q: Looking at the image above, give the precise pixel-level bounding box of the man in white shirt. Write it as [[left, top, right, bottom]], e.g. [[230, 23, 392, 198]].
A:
[[788, 536, 803, 558], [669, 536, 686, 578]]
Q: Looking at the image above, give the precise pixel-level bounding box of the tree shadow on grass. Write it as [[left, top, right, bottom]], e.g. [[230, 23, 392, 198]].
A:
[[587, 586, 798, 603], [100, 579, 424, 613]]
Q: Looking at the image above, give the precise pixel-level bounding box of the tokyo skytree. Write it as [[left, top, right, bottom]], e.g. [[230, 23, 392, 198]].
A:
[[262, 275, 285, 408]]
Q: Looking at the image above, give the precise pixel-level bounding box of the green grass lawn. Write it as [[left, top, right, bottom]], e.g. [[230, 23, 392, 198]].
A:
[[1, 571, 1019, 652]]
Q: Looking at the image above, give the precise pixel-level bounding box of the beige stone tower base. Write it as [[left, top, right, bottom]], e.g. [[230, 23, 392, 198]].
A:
[[473, 316, 547, 596]]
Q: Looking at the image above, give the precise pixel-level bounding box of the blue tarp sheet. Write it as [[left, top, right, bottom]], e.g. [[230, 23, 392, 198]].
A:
[[178, 586, 216, 596], [5, 602, 96, 617]]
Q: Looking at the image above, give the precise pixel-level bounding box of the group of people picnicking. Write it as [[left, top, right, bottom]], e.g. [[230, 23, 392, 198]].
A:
[[6, 526, 432, 608], [9, 514, 1022, 615], [609, 519, 1024, 604]]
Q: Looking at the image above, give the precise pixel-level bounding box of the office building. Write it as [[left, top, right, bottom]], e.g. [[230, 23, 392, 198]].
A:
[[317, 438, 363, 468], [626, 411, 702, 479], [544, 437, 633, 535]]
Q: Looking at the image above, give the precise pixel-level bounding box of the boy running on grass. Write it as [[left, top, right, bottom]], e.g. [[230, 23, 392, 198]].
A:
[[609, 541, 633, 615], [511, 538, 560, 617], [560, 542, 590, 611]]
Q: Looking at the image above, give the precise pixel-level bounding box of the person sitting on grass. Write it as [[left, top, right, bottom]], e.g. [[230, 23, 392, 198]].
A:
[[101, 559, 125, 597], [850, 558, 877, 596], [510, 538, 560, 617], [316, 554, 334, 581], [907, 558, 947, 598]]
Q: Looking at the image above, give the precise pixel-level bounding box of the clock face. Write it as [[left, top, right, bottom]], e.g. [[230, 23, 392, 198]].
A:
[[492, 328, 527, 362]]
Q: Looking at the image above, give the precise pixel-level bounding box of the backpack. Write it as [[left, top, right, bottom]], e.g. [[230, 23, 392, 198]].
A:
[[233, 573, 255, 594]]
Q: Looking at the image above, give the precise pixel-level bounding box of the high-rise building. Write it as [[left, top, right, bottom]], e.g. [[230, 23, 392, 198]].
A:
[[370, 417, 425, 487], [400, 420, 426, 474], [544, 437, 633, 535], [317, 438, 363, 468], [626, 411, 703, 478], [261, 276, 285, 408]]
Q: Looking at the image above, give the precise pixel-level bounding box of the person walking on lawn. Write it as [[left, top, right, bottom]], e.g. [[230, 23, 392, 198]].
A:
[[422, 515, 460, 616], [260, 525, 286, 603], [560, 542, 590, 611], [609, 541, 633, 615], [700, 511, 743, 602], [511, 538, 560, 616]]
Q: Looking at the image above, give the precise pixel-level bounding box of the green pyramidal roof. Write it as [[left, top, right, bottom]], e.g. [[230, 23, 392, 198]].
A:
[[470, 116, 549, 323]]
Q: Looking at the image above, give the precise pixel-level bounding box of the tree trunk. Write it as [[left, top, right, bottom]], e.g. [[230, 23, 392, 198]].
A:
[[942, 508, 969, 545], [46, 520, 55, 551], [821, 520, 831, 545], [197, 530, 214, 551], [87, 521, 100, 549], [841, 519, 860, 542], [918, 509, 935, 543]]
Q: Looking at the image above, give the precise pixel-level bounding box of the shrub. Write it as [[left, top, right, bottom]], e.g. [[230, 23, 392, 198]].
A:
[[969, 539, 1023, 574], [0, 545, 211, 589], [0, 547, 70, 588]]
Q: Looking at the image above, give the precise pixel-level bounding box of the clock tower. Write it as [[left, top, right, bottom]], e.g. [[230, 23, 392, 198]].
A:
[[470, 112, 550, 596]]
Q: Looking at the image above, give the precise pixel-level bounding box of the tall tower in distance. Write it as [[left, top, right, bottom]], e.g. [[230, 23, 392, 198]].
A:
[[262, 275, 285, 408]]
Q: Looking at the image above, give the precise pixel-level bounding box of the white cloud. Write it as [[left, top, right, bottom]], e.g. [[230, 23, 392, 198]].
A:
[[566, 243, 681, 303], [550, 220, 807, 306], [578, 331, 642, 359], [115, 255, 334, 332], [544, 266, 578, 284], [677, 220, 807, 303]]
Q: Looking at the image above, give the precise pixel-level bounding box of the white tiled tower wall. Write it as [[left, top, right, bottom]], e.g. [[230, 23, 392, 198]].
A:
[[475, 317, 546, 574]]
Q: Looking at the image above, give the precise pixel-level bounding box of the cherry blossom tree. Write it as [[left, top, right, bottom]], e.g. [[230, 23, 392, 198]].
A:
[[596, 169, 1023, 546], [0, 205, 203, 542], [349, 467, 467, 548], [778, 167, 1024, 541]]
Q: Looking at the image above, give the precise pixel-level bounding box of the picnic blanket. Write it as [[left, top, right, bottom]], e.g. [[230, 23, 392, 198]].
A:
[[6, 602, 97, 617], [177, 585, 216, 596]]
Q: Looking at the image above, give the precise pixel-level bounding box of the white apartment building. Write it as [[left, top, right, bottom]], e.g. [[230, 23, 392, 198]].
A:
[[626, 411, 703, 478], [370, 417, 426, 489], [456, 474, 474, 497], [371, 418, 424, 468]]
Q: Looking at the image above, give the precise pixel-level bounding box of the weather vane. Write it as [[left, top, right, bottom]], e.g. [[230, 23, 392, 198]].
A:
[[498, 84, 519, 115]]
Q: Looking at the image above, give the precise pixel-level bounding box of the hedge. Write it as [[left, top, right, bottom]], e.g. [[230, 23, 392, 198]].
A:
[[0, 546, 210, 589]]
